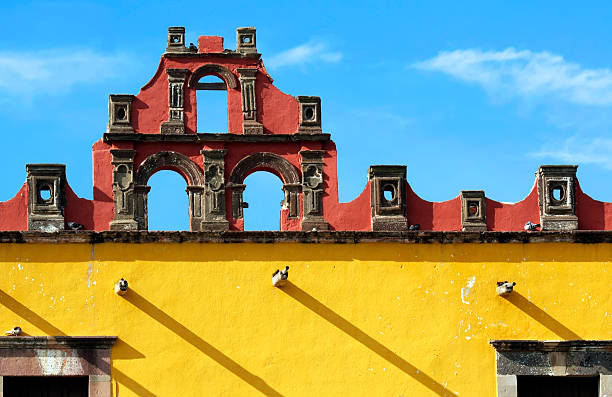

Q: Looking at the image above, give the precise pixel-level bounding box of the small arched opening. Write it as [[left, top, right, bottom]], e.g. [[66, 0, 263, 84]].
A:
[[196, 75, 228, 132], [147, 170, 189, 231], [242, 171, 285, 231]]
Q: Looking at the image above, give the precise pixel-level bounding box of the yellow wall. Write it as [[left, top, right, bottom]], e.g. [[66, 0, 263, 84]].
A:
[[0, 242, 610, 396]]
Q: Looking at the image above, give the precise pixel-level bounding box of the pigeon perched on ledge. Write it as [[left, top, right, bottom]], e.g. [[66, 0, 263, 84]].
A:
[[524, 221, 540, 231], [409, 224, 420, 231], [5, 326, 21, 336], [66, 222, 84, 230]]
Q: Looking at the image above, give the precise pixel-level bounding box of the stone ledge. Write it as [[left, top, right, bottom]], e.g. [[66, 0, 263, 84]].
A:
[[1, 230, 612, 244], [491, 340, 612, 352], [0, 336, 117, 349], [103, 132, 331, 143]]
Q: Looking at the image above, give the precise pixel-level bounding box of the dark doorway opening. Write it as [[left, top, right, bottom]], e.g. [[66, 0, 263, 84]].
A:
[[517, 376, 599, 397], [4, 376, 89, 397]]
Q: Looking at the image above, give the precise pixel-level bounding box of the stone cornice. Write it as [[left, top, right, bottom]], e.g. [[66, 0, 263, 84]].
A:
[[490, 340, 612, 352], [0, 336, 117, 349], [1, 231, 612, 244]]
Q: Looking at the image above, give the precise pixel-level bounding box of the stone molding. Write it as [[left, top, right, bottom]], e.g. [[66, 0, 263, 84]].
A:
[[461, 190, 487, 232], [107, 94, 135, 134], [236, 27, 257, 54], [237, 68, 263, 134], [537, 165, 578, 231], [201, 149, 229, 231], [0, 336, 116, 397], [296, 96, 322, 134], [109, 150, 138, 231], [161, 68, 188, 134], [1, 230, 612, 244], [188, 64, 238, 90], [300, 150, 328, 231], [26, 164, 66, 232], [368, 165, 407, 231], [491, 340, 612, 397]]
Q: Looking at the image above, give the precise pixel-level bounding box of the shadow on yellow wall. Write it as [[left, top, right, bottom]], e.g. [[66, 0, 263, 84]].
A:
[[125, 289, 284, 397], [503, 292, 582, 340], [280, 282, 458, 396]]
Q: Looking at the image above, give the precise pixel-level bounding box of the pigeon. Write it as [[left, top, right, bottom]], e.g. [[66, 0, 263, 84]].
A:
[[272, 266, 289, 287], [496, 281, 516, 296], [5, 326, 21, 336], [189, 42, 197, 51], [67, 222, 84, 230], [409, 224, 420, 231], [524, 221, 540, 231]]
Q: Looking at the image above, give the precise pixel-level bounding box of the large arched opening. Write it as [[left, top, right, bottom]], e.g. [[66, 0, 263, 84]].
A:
[[242, 171, 285, 231], [134, 151, 205, 231], [228, 152, 301, 231], [147, 170, 189, 231]]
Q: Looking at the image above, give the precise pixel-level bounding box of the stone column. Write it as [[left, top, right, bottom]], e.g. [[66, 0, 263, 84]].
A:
[[229, 183, 247, 221], [282, 183, 302, 219], [201, 150, 229, 231], [536, 165, 578, 231], [161, 68, 188, 134], [237, 68, 263, 134], [300, 150, 329, 231], [26, 164, 66, 232], [133, 185, 151, 230], [109, 150, 138, 231]]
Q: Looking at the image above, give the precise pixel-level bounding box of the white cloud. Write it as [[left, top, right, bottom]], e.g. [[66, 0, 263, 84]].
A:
[[531, 136, 612, 169], [267, 41, 342, 69], [413, 48, 612, 106], [0, 49, 130, 95]]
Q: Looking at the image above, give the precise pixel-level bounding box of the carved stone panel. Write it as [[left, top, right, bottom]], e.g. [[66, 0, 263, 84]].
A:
[[107, 95, 135, 133], [461, 190, 487, 232], [26, 164, 66, 231], [300, 150, 329, 231], [161, 69, 189, 135], [296, 96, 322, 134], [369, 165, 407, 231], [133, 185, 151, 230], [201, 149, 229, 231], [536, 165, 578, 231], [109, 149, 138, 231], [237, 68, 263, 134], [236, 27, 257, 54]]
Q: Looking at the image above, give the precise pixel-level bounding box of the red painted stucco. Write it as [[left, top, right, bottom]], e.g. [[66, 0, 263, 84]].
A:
[[3, 28, 611, 232]]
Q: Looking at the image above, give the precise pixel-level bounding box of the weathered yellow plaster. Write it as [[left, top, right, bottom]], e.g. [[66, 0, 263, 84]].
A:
[[0, 242, 610, 396]]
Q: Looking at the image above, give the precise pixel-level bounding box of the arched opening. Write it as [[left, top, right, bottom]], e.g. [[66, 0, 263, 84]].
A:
[[147, 170, 190, 231], [196, 75, 228, 132], [243, 171, 285, 231]]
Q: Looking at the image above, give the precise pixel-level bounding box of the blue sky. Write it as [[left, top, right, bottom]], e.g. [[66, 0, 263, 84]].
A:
[[2, 1, 612, 230]]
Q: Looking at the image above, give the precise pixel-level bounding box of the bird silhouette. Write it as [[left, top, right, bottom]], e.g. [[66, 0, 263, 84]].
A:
[[5, 326, 21, 336], [524, 221, 540, 231], [409, 224, 420, 231], [67, 222, 84, 230]]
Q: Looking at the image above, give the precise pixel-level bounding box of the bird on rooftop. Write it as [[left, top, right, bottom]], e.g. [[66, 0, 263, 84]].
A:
[[524, 221, 540, 231], [67, 222, 84, 230], [409, 224, 420, 231], [189, 42, 197, 51], [5, 326, 21, 336]]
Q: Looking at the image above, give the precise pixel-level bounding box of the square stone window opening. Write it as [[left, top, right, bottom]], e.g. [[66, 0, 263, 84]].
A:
[[460, 190, 486, 232], [376, 178, 402, 214], [36, 182, 53, 204], [236, 27, 257, 54], [107, 95, 135, 133], [297, 96, 322, 134], [545, 178, 573, 212]]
